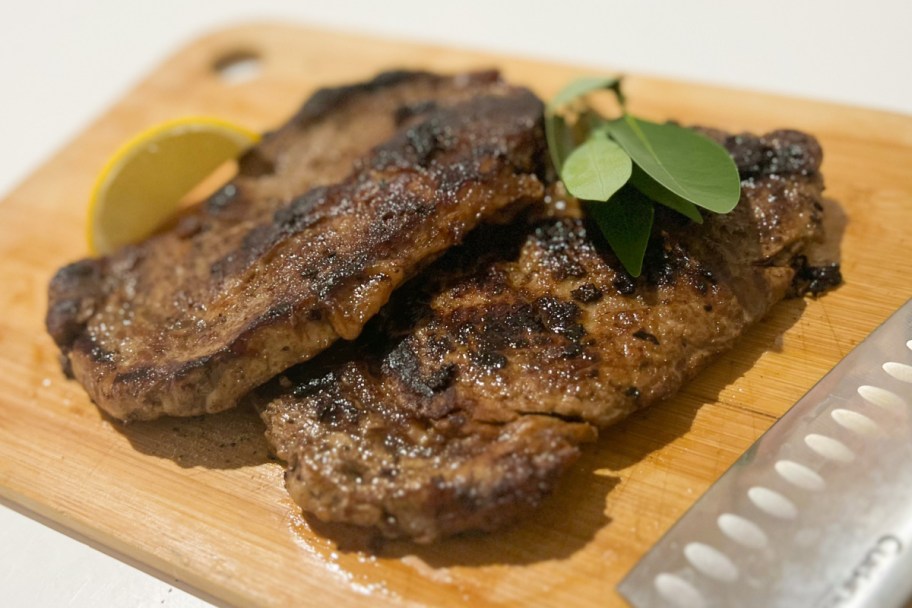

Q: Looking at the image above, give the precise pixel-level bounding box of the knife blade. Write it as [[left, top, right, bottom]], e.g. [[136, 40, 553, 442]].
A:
[[618, 298, 912, 608]]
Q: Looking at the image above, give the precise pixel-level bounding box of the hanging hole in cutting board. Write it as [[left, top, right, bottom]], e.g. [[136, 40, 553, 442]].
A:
[[213, 50, 262, 85]]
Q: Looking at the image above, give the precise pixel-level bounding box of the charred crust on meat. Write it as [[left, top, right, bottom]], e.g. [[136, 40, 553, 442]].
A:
[[46, 259, 105, 350], [276, 188, 330, 233], [611, 272, 636, 295], [385, 339, 457, 395], [315, 396, 361, 429], [533, 297, 584, 339], [249, 124, 838, 542], [219, 94, 545, 288], [644, 235, 685, 287], [789, 255, 843, 297], [256, 357, 596, 540], [450, 303, 531, 349], [632, 330, 660, 345], [88, 344, 116, 364], [699, 127, 822, 177], [404, 118, 452, 162], [291, 373, 336, 399], [48, 72, 545, 421], [290, 70, 446, 127], [46, 296, 91, 350], [208, 186, 330, 281], [394, 100, 439, 125], [470, 350, 509, 370], [571, 283, 603, 303], [109, 362, 168, 387], [532, 219, 590, 280]]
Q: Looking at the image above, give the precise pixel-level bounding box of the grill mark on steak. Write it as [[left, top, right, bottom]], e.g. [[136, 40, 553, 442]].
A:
[[46, 71, 547, 421], [251, 127, 839, 542]]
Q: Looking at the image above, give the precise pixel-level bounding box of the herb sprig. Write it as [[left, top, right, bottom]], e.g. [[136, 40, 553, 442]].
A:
[[545, 77, 740, 276]]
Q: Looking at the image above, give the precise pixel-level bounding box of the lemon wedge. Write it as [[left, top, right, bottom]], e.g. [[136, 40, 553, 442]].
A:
[[87, 116, 260, 255]]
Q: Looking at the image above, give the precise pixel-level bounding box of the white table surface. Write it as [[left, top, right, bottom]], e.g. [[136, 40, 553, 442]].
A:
[[1, 1, 910, 606]]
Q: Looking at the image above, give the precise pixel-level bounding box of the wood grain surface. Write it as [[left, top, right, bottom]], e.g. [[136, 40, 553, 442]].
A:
[[1, 23, 910, 607]]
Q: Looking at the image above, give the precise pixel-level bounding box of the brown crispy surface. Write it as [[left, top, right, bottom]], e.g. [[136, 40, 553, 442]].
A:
[[254, 128, 833, 542], [46, 71, 546, 420]]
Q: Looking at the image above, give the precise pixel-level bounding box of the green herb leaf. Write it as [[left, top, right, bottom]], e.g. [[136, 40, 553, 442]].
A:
[[545, 113, 576, 172], [607, 115, 740, 213], [587, 186, 655, 277], [630, 167, 703, 223], [546, 76, 623, 114], [561, 134, 632, 202]]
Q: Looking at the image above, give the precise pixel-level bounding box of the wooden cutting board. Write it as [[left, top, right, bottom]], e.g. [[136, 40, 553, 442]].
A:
[[1, 23, 911, 607]]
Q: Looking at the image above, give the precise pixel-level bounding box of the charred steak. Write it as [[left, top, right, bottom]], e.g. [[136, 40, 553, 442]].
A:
[[46, 71, 547, 421], [252, 129, 838, 542]]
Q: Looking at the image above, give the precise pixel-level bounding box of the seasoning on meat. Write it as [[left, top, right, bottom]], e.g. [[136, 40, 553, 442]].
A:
[[251, 127, 838, 542], [46, 71, 547, 421]]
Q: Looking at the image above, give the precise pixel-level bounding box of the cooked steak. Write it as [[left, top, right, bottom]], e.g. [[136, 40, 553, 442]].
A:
[[253, 128, 837, 542], [46, 71, 547, 421]]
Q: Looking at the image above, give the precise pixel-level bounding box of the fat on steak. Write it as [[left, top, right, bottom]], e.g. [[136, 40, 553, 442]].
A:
[[252, 128, 840, 542], [46, 71, 547, 420]]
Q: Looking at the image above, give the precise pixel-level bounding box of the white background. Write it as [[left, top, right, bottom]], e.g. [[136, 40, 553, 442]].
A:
[[1, 1, 910, 606]]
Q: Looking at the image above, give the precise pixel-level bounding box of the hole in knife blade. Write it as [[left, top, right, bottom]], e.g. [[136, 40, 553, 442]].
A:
[[654, 573, 706, 608], [858, 384, 907, 412], [804, 433, 855, 463], [684, 542, 739, 582], [883, 361, 912, 383], [717, 513, 768, 549], [774, 460, 826, 491], [748, 486, 798, 519], [831, 408, 881, 436]]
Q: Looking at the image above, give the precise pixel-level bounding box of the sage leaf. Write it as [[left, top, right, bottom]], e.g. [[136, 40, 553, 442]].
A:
[[545, 113, 575, 172], [607, 115, 740, 213], [630, 167, 703, 223], [546, 76, 623, 114], [561, 134, 631, 201], [588, 185, 655, 277]]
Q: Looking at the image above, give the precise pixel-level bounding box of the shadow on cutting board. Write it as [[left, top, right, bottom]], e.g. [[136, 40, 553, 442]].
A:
[[106, 403, 273, 470]]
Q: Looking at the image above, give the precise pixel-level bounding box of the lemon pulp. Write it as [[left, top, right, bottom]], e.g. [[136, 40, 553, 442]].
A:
[[87, 116, 260, 255]]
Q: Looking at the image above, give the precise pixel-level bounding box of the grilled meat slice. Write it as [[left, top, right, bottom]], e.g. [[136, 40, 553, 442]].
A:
[[46, 71, 547, 421], [253, 128, 835, 542]]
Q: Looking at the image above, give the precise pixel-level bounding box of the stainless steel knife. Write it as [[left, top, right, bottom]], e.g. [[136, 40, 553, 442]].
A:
[[618, 298, 912, 608]]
